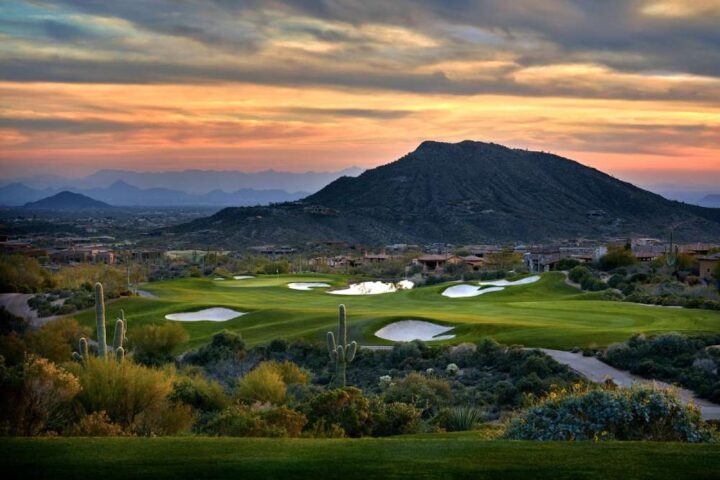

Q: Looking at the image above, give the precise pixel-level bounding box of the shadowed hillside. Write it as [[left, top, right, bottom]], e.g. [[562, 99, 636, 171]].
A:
[[172, 141, 720, 245]]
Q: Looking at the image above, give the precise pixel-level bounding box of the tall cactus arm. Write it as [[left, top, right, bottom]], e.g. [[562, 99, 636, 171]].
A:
[[113, 319, 125, 351], [94, 282, 107, 358], [116, 347, 125, 362], [73, 337, 89, 362], [327, 331, 337, 358], [346, 341, 358, 362], [120, 309, 128, 342], [338, 304, 347, 347]]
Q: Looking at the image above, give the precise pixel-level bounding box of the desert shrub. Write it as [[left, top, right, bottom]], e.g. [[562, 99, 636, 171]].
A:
[[382, 372, 452, 416], [0, 356, 80, 436], [504, 385, 711, 442], [607, 273, 625, 289], [170, 374, 230, 412], [436, 405, 485, 432], [0, 332, 28, 366], [304, 387, 372, 438], [186, 331, 246, 365], [269, 360, 310, 385], [26, 318, 89, 363], [54, 264, 127, 298], [598, 246, 637, 271], [599, 288, 624, 301], [130, 323, 189, 366], [66, 411, 126, 436], [69, 357, 191, 435], [262, 260, 290, 275], [0, 255, 55, 293], [203, 405, 306, 437], [236, 362, 287, 405], [0, 306, 28, 336], [555, 258, 581, 271], [604, 333, 720, 401], [369, 399, 421, 436], [568, 265, 592, 284]]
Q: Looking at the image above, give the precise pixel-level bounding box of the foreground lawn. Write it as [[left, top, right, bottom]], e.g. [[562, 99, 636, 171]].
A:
[[73, 272, 720, 350], [3, 434, 720, 480]]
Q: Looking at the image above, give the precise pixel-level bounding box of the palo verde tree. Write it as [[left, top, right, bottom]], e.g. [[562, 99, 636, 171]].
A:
[[327, 304, 357, 388]]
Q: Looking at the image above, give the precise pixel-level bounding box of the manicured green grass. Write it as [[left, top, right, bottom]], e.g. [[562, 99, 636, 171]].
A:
[[73, 272, 720, 350], [3, 435, 720, 480]]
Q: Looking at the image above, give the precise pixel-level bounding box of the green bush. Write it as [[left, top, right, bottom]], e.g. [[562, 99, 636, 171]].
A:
[[69, 357, 192, 435], [0, 356, 80, 436], [187, 331, 246, 365], [568, 265, 592, 284], [504, 385, 711, 442], [26, 318, 89, 363], [305, 387, 372, 438], [370, 399, 421, 436], [555, 258, 581, 271], [0, 255, 55, 293], [598, 246, 637, 271], [130, 324, 189, 366], [236, 362, 287, 405], [170, 374, 230, 412], [203, 405, 306, 437], [66, 411, 126, 436], [383, 372, 452, 416]]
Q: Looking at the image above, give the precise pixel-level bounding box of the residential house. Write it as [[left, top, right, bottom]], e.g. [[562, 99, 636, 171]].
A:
[[699, 253, 720, 282]]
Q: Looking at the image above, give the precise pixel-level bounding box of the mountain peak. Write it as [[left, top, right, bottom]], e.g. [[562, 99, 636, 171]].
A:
[[23, 191, 112, 210], [178, 140, 720, 245]]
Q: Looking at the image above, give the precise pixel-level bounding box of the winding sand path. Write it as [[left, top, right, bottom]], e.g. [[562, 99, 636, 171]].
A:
[[540, 348, 720, 420]]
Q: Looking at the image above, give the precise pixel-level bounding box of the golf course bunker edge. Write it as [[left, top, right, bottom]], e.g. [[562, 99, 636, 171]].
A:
[[165, 307, 246, 322], [375, 320, 455, 342]]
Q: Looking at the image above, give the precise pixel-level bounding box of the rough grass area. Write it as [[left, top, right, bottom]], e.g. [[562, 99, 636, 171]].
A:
[[72, 272, 720, 350], [3, 434, 720, 480]]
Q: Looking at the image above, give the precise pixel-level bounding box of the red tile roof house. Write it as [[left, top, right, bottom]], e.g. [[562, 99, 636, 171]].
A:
[[413, 254, 463, 272]]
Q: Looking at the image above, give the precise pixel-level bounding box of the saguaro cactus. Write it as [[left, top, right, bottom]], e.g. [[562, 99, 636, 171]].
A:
[[94, 282, 107, 358], [327, 304, 357, 387], [73, 282, 126, 362]]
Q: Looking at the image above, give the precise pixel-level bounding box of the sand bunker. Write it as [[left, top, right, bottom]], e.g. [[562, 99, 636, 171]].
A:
[[233, 275, 255, 280], [288, 282, 331, 291], [165, 307, 246, 322], [375, 320, 455, 342], [442, 285, 505, 298], [443, 275, 541, 298], [396, 280, 414, 290], [329, 280, 414, 296], [213, 277, 225, 281], [478, 275, 540, 287]]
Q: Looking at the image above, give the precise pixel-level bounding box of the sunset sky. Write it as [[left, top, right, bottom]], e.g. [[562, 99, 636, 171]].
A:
[[1, 0, 719, 186]]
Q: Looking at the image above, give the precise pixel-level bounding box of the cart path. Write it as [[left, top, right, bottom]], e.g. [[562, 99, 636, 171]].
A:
[[540, 348, 720, 420]]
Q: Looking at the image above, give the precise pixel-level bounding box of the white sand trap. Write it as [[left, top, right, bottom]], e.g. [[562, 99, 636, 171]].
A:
[[442, 285, 505, 298], [329, 280, 414, 295], [478, 275, 540, 287], [233, 275, 255, 280], [165, 307, 246, 322], [375, 320, 455, 342], [288, 282, 331, 291], [396, 280, 414, 290], [214, 277, 225, 281]]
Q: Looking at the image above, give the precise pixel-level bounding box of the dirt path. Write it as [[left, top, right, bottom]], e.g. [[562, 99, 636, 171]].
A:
[[0, 293, 65, 327], [540, 348, 720, 420]]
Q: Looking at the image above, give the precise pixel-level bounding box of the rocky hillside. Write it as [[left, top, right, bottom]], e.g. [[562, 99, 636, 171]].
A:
[[172, 141, 720, 246]]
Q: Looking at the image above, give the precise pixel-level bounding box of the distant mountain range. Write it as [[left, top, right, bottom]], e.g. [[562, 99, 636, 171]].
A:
[[0, 180, 310, 207], [2, 167, 364, 195], [24, 191, 112, 210], [173, 140, 720, 246]]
